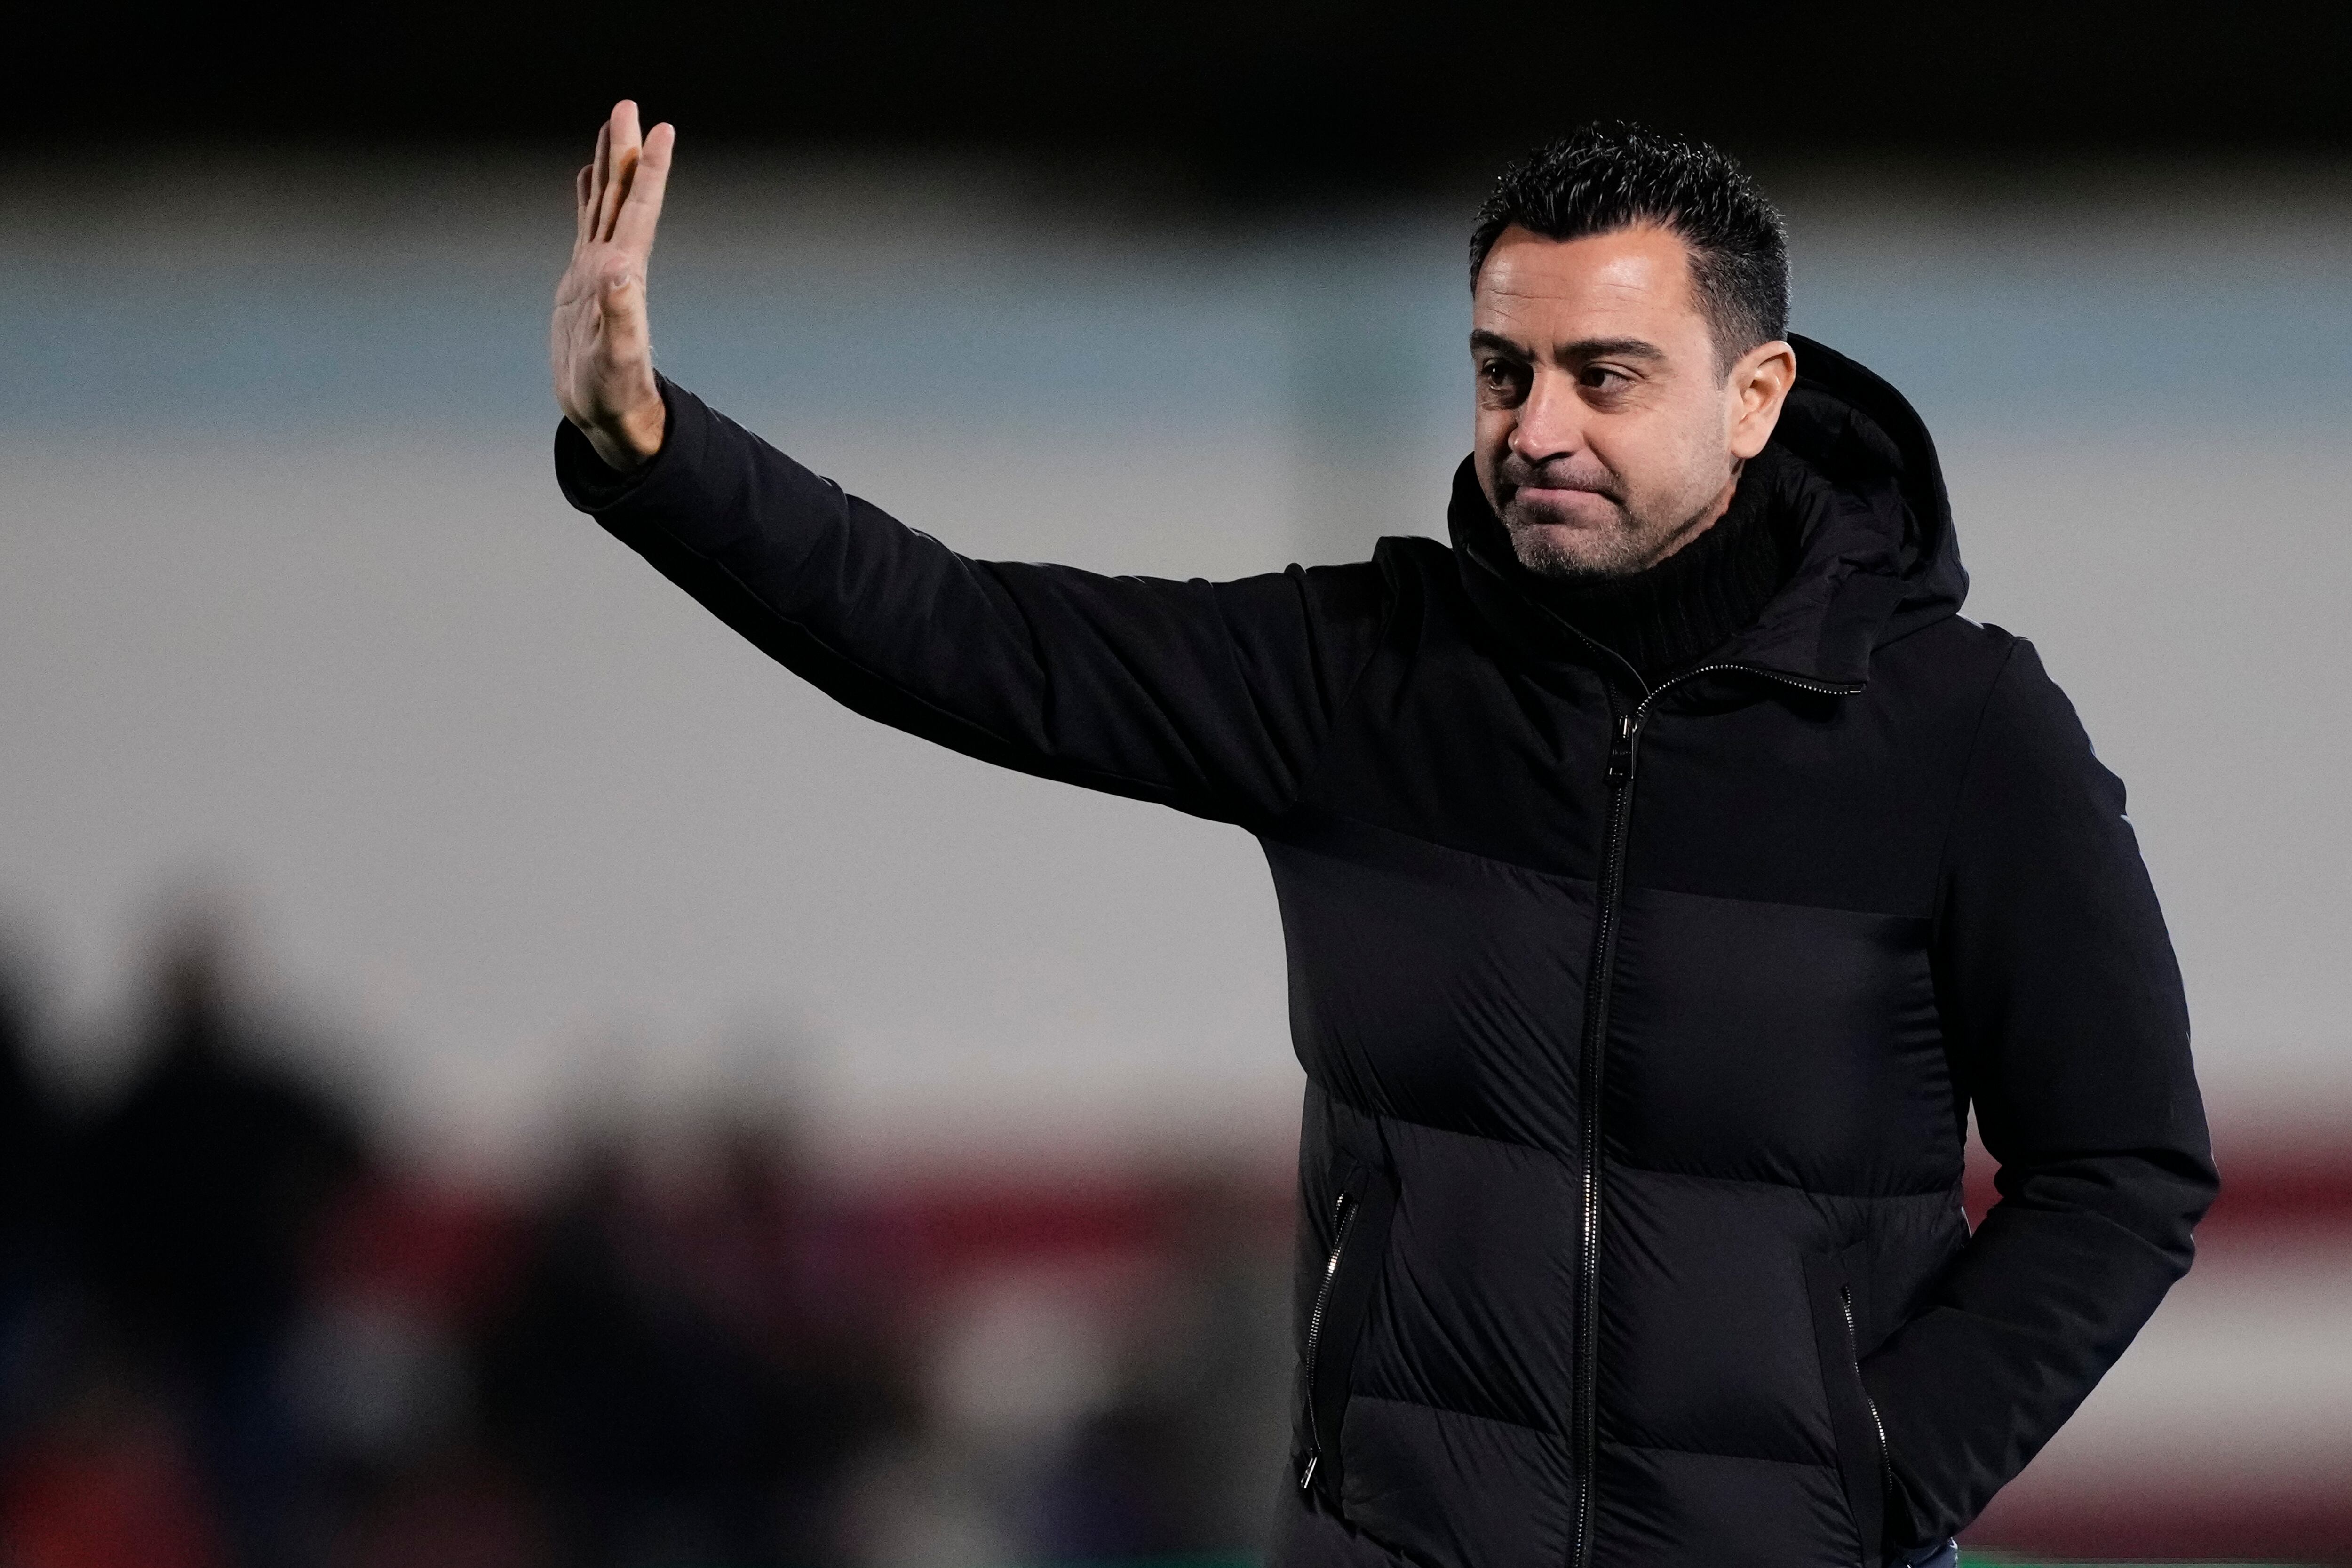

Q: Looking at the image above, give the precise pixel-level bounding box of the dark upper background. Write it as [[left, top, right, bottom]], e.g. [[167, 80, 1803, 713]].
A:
[[32, 1, 2352, 189]]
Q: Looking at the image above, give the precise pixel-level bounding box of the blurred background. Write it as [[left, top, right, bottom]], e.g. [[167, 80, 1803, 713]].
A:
[[5, 5, 2350, 1564]]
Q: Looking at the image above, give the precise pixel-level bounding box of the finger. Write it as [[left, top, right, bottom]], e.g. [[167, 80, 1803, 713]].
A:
[[610, 122, 675, 258], [574, 164, 594, 243], [597, 100, 644, 244], [599, 102, 643, 244], [588, 117, 612, 228]]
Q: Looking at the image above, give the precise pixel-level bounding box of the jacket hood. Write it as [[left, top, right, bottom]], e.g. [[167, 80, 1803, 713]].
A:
[[1449, 333, 1968, 689]]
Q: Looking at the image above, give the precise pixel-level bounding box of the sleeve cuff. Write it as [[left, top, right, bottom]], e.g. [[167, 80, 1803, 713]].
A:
[[553, 376, 702, 515]]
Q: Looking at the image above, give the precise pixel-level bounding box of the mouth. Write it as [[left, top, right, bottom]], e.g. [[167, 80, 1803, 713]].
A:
[[1506, 484, 1621, 525]]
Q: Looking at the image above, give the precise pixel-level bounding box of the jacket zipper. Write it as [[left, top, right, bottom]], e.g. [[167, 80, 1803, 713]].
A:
[[1569, 661, 1862, 1568], [1569, 697, 1637, 1568], [1298, 1188, 1360, 1492], [1840, 1283, 1895, 1530]]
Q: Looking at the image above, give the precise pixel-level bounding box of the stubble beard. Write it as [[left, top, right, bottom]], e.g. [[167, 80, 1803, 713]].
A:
[[1499, 486, 1691, 583], [1495, 456, 1734, 584], [1503, 504, 1657, 581]]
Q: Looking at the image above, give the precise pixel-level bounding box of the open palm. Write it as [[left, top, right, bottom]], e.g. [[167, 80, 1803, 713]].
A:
[[551, 101, 675, 470]]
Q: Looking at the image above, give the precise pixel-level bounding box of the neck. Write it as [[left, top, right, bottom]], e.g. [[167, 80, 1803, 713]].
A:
[[1643, 465, 1744, 573]]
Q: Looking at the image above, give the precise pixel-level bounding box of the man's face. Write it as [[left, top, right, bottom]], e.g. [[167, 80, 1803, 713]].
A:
[[1470, 223, 1790, 580]]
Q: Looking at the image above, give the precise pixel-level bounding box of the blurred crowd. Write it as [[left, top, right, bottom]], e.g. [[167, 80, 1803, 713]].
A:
[[0, 917, 1293, 1568]]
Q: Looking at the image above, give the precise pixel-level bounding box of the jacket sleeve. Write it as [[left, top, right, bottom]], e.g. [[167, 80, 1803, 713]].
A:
[[554, 380, 1388, 826], [1863, 637, 2219, 1549]]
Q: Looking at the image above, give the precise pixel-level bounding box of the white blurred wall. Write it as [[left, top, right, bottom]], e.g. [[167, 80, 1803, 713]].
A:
[[4, 153, 2349, 1178]]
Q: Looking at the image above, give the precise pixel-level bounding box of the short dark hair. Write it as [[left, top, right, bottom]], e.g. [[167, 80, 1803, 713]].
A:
[[1469, 123, 1789, 369]]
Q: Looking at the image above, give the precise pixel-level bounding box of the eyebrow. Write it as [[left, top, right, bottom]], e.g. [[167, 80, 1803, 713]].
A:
[[1469, 329, 1668, 366]]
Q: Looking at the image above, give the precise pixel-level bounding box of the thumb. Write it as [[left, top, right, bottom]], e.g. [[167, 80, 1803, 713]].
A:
[[597, 256, 654, 364], [597, 254, 648, 332]]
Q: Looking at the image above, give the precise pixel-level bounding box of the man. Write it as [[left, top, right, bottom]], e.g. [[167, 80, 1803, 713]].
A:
[[551, 105, 2217, 1567]]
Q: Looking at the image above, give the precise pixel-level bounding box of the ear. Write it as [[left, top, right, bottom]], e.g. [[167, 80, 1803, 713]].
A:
[[1727, 340, 1797, 460]]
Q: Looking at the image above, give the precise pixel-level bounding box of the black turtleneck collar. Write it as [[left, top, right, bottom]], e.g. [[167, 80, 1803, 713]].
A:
[[1450, 337, 1969, 691], [1524, 448, 1803, 684]]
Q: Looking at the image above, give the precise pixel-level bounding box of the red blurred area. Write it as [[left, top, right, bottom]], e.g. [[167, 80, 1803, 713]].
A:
[[2, 927, 2343, 1565], [0, 1419, 227, 1568], [1964, 1124, 2352, 1241]]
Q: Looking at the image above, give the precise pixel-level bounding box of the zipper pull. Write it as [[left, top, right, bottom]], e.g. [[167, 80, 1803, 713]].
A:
[[1298, 1453, 1319, 1491], [1606, 710, 1641, 787]]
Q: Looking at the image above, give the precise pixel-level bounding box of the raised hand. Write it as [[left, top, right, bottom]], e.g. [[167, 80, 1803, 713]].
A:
[[552, 101, 675, 471]]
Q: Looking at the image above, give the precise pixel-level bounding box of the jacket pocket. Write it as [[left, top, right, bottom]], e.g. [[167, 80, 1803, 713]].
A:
[[1803, 1242, 1891, 1566], [1297, 1155, 1398, 1504]]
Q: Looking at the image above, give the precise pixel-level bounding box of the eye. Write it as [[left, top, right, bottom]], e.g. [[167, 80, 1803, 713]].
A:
[[1579, 363, 1632, 391], [1478, 358, 1527, 398]]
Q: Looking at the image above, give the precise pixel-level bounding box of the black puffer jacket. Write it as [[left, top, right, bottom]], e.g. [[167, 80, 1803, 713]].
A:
[[556, 336, 2217, 1567]]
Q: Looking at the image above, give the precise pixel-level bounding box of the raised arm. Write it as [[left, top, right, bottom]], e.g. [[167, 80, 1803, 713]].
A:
[[547, 105, 1388, 826]]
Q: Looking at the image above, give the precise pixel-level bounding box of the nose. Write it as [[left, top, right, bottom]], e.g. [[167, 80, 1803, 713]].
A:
[[1509, 367, 1584, 463]]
